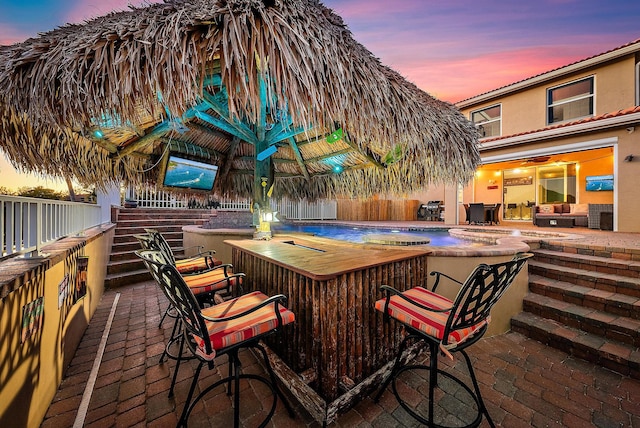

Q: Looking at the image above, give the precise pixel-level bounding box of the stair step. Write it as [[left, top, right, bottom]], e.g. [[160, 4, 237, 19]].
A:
[[114, 224, 201, 236], [528, 274, 640, 320], [529, 260, 640, 298], [540, 241, 640, 260], [107, 258, 145, 275], [511, 312, 640, 379], [523, 292, 640, 346], [112, 231, 183, 245], [533, 248, 640, 279], [104, 269, 152, 289]]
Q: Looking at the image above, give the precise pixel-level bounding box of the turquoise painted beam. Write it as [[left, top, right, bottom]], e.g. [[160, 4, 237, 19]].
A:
[[195, 110, 258, 145], [201, 90, 257, 144], [264, 125, 310, 146]]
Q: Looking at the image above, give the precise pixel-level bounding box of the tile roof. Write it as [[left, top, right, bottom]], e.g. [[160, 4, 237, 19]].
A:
[[480, 105, 640, 144], [457, 38, 640, 105]]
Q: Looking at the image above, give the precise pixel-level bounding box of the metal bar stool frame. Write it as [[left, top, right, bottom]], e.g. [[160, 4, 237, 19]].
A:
[[374, 253, 533, 427], [137, 249, 296, 428]]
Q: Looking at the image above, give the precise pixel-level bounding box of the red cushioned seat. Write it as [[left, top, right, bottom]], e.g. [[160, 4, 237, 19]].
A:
[[193, 291, 296, 359], [375, 286, 487, 348]]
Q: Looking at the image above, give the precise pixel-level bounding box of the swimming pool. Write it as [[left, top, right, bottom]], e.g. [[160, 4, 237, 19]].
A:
[[272, 223, 483, 247]]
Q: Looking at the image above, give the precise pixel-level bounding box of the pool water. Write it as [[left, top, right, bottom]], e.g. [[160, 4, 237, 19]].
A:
[[272, 224, 481, 247]]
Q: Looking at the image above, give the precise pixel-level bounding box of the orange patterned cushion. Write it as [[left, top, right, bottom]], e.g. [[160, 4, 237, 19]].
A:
[[175, 256, 221, 274], [183, 268, 241, 295], [194, 291, 295, 357], [375, 286, 486, 347]]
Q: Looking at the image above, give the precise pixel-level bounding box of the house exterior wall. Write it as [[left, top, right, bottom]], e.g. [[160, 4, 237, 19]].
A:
[[455, 40, 640, 232]]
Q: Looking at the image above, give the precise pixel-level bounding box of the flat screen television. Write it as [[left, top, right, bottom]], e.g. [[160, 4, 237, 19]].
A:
[[162, 155, 218, 192], [585, 174, 613, 191]]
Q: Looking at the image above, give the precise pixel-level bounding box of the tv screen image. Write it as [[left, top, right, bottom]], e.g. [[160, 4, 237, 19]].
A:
[[163, 155, 218, 191], [585, 174, 613, 192]]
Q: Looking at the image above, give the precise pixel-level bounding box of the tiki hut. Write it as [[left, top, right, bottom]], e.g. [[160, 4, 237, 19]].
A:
[[0, 0, 480, 205]]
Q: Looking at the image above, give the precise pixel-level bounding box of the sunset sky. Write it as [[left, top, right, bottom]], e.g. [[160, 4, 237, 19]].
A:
[[1, 0, 639, 190]]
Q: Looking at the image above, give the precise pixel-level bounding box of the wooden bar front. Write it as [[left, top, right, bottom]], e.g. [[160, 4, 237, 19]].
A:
[[226, 236, 431, 402]]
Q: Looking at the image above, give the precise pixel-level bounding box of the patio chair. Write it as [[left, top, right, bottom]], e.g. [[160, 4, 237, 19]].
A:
[[137, 230, 239, 326], [469, 202, 485, 225], [374, 252, 533, 427], [136, 248, 245, 392], [144, 228, 222, 274], [136, 249, 296, 428]]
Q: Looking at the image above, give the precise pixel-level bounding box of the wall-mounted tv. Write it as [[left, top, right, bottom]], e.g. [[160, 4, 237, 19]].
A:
[[162, 155, 218, 192], [585, 174, 613, 192]]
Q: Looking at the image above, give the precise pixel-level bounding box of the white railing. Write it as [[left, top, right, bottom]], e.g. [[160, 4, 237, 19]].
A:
[[125, 186, 337, 220], [125, 186, 189, 208], [1, 195, 102, 258]]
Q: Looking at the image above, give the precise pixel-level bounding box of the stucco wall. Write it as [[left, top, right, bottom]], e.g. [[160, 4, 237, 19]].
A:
[[0, 224, 114, 428]]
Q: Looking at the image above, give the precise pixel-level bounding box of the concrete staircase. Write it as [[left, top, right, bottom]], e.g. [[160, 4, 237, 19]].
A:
[[512, 241, 640, 379], [105, 207, 214, 288]]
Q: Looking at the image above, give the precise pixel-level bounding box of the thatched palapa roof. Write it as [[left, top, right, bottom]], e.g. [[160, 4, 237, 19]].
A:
[[0, 0, 480, 200]]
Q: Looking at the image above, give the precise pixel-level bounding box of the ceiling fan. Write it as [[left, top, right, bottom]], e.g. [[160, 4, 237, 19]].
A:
[[520, 155, 551, 165]]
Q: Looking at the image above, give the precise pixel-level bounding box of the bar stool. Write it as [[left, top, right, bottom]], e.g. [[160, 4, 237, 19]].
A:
[[374, 253, 533, 427]]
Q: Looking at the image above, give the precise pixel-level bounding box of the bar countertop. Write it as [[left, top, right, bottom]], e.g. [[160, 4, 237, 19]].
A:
[[224, 235, 431, 281]]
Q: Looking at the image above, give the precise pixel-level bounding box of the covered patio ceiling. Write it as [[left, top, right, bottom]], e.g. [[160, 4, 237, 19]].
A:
[[0, 0, 480, 203]]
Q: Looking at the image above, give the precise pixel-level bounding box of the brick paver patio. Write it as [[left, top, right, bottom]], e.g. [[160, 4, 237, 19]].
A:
[[42, 274, 640, 427]]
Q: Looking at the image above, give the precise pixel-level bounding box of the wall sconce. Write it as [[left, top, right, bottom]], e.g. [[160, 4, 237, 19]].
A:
[[624, 155, 634, 162]]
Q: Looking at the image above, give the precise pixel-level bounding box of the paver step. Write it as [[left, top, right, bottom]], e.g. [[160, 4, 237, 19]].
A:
[[533, 248, 640, 279], [104, 269, 151, 289], [116, 218, 208, 227], [528, 274, 640, 320], [511, 311, 640, 379], [107, 258, 145, 275], [112, 231, 182, 244], [114, 224, 203, 236], [523, 292, 640, 346], [529, 260, 640, 298], [110, 239, 183, 253], [540, 241, 640, 261]]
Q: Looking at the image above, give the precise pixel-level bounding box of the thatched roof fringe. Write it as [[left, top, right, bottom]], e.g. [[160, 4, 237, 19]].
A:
[[0, 0, 480, 200]]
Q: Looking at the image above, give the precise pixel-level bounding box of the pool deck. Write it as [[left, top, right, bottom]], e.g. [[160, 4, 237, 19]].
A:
[[41, 222, 640, 427]]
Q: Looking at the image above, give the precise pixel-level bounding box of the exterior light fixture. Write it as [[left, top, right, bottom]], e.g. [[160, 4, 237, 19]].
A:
[[624, 155, 634, 162], [333, 165, 344, 174], [93, 129, 104, 139]]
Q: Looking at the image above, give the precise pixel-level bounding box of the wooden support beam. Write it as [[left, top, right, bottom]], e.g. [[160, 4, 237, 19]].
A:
[[195, 110, 258, 145], [114, 122, 171, 159], [219, 136, 241, 184], [201, 90, 257, 144], [342, 134, 385, 169], [265, 125, 310, 146], [288, 137, 311, 181], [184, 121, 234, 141]]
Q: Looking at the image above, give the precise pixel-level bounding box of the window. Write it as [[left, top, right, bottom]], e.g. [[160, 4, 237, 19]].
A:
[[471, 104, 501, 138], [547, 77, 594, 124], [636, 61, 640, 106]]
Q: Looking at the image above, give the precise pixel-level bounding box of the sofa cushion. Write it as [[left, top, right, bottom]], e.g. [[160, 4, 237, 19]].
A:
[[562, 203, 571, 213], [539, 204, 554, 214], [571, 203, 588, 215]]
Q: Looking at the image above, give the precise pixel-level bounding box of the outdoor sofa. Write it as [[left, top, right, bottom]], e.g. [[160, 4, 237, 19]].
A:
[[532, 203, 589, 227]]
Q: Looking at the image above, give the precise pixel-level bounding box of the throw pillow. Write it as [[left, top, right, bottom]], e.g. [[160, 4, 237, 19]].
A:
[[539, 204, 554, 214]]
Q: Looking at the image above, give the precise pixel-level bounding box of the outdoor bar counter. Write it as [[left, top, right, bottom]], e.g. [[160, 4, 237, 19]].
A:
[[225, 236, 432, 423]]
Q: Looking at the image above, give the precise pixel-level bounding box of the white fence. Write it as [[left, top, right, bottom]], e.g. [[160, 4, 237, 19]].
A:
[[272, 199, 337, 220], [1, 195, 102, 258], [125, 185, 337, 220]]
